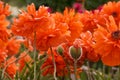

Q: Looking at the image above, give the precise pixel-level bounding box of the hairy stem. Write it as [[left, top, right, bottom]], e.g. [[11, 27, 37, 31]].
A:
[[62, 57, 72, 80], [1, 50, 29, 80], [33, 32, 37, 80], [118, 66, 120, 80], [74, 60, 78, 80], [50, 47, 57, 80]]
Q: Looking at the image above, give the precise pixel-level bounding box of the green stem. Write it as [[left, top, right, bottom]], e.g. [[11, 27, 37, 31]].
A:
[[102, 65, 105, 80], [33, 32, 37, 80], [108, 67, 112, 79], [1, 50, 29, 80], [118, 66, 120, 80], [63, 57, 72, 80], [74, 60, 78, 80], [50, 47, 57, 80], [86, 61, 92, 80]]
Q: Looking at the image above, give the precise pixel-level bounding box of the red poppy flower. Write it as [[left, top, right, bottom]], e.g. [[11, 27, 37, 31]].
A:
[[0, 15, 10, 42], [35, 24, 70, 51], [41, 48, 67, 76], [59, 43, 86, 67], [18, 52, 32, 72], [12, 3, 54, 38], [101, 1, 120, 23], [12, 3, 70, 51], [5, 56, 18, 78], [0, 1, 10, 16], [6, 38, 21, 56], [0, 48, 7, 64], [73, 31, 99, 62], [52, 8, 83, 42], [93, 16, 120, 66], [79, 10, 106, 32], [0, 39, 7, 64]]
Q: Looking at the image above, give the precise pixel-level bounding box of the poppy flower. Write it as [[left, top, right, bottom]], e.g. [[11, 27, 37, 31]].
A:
[[52, 8, 83, 43], [6, 38, 21, 56], [93, 16, 120, 66], [0, 48, 7, 64], [79, 10, 106, 32], [12, 3, 70, 51], [35, 23, 70, 51], [101, 1, 120, 23], [59, 42, 86, 67], [63, 8, 83, 42], [0, 15, 10, 42], [0, 2, 10, 41], [41, 48, 67, 76], [0, 39, 7, 64], [12, 3, 54, 39], [23, 39, 33, 52], [18, 52, 32, 72], [73, 31, 99, 62], [5, 56, 18, 78], [0, 1, 10, 16]]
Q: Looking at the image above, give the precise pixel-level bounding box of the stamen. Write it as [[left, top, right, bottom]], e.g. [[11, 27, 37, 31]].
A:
[[112, 12, 117, 17], [111, 30, 120, 39]]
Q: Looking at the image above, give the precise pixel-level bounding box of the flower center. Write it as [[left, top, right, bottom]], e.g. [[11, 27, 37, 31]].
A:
[[112, 12, 117, 17], [111, 30, 120, 39]]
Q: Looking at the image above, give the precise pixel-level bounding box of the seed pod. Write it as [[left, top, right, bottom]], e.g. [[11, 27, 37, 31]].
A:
[[69, 46, 82, 60], [57, 45, 64, 56]]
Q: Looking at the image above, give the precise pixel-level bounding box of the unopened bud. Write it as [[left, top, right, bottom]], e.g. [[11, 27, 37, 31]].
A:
[[57, 45, 64, 56], [69, 46, 82, 60]]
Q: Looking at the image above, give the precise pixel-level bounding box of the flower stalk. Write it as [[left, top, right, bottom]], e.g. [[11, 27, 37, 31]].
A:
[[33, 32, 37, 80], [50, 47, 57, 80], [118, 66, 120, 80], [57, 46, 72, 80], [74, 60, 78, 80]]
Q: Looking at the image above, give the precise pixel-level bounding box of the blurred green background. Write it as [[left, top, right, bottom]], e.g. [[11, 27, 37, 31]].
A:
[[4, 0, 119, 12], [3, 0, 119, 27], [2, 0, 120, 80]]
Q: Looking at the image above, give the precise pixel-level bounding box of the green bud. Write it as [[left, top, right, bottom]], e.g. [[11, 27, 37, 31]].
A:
[[69, 46, 82, 60], [57, 45, 64, 56]]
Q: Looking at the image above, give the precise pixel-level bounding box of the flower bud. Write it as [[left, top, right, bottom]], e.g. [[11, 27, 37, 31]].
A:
[[69, 46, 82, 60], [57, 45, 64, 56]]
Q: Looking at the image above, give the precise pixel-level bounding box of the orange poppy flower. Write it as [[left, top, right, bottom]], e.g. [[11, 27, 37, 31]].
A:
[[0, 39, 7, 64], [93, 16, 120, 66], [59, 43, 86, 67], [73, 31, 99, 62], [12, 3, 54, 38], [59, 43, 75, 65], [12, 3, 70, 51], [35, 23, 70, 51], [52, 8, 83, 42], [23, 39, 33, 52], [41, 48, 67, 76], [101, 1, 120, 23], [6, 38, 21, 56], [0, 1, 10, 16], [0, 48, 7, 64], [18, 52, 32, 72], [79, 10, 106, 32], [5, 56, 18, 78], [0, 15, 10, 42]]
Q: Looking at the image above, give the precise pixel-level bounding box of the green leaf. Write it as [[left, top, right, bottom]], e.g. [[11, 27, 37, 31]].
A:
[[80, 71, 88, 80]]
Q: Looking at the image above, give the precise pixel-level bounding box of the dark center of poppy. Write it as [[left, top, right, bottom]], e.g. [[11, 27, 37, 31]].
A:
[[111, 30, 120, 39], [112, 12, 117, 17]]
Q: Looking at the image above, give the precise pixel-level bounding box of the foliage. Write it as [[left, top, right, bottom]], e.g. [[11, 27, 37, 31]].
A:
[[84, 0, 119, 10], [0, 0, 120, 80]]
